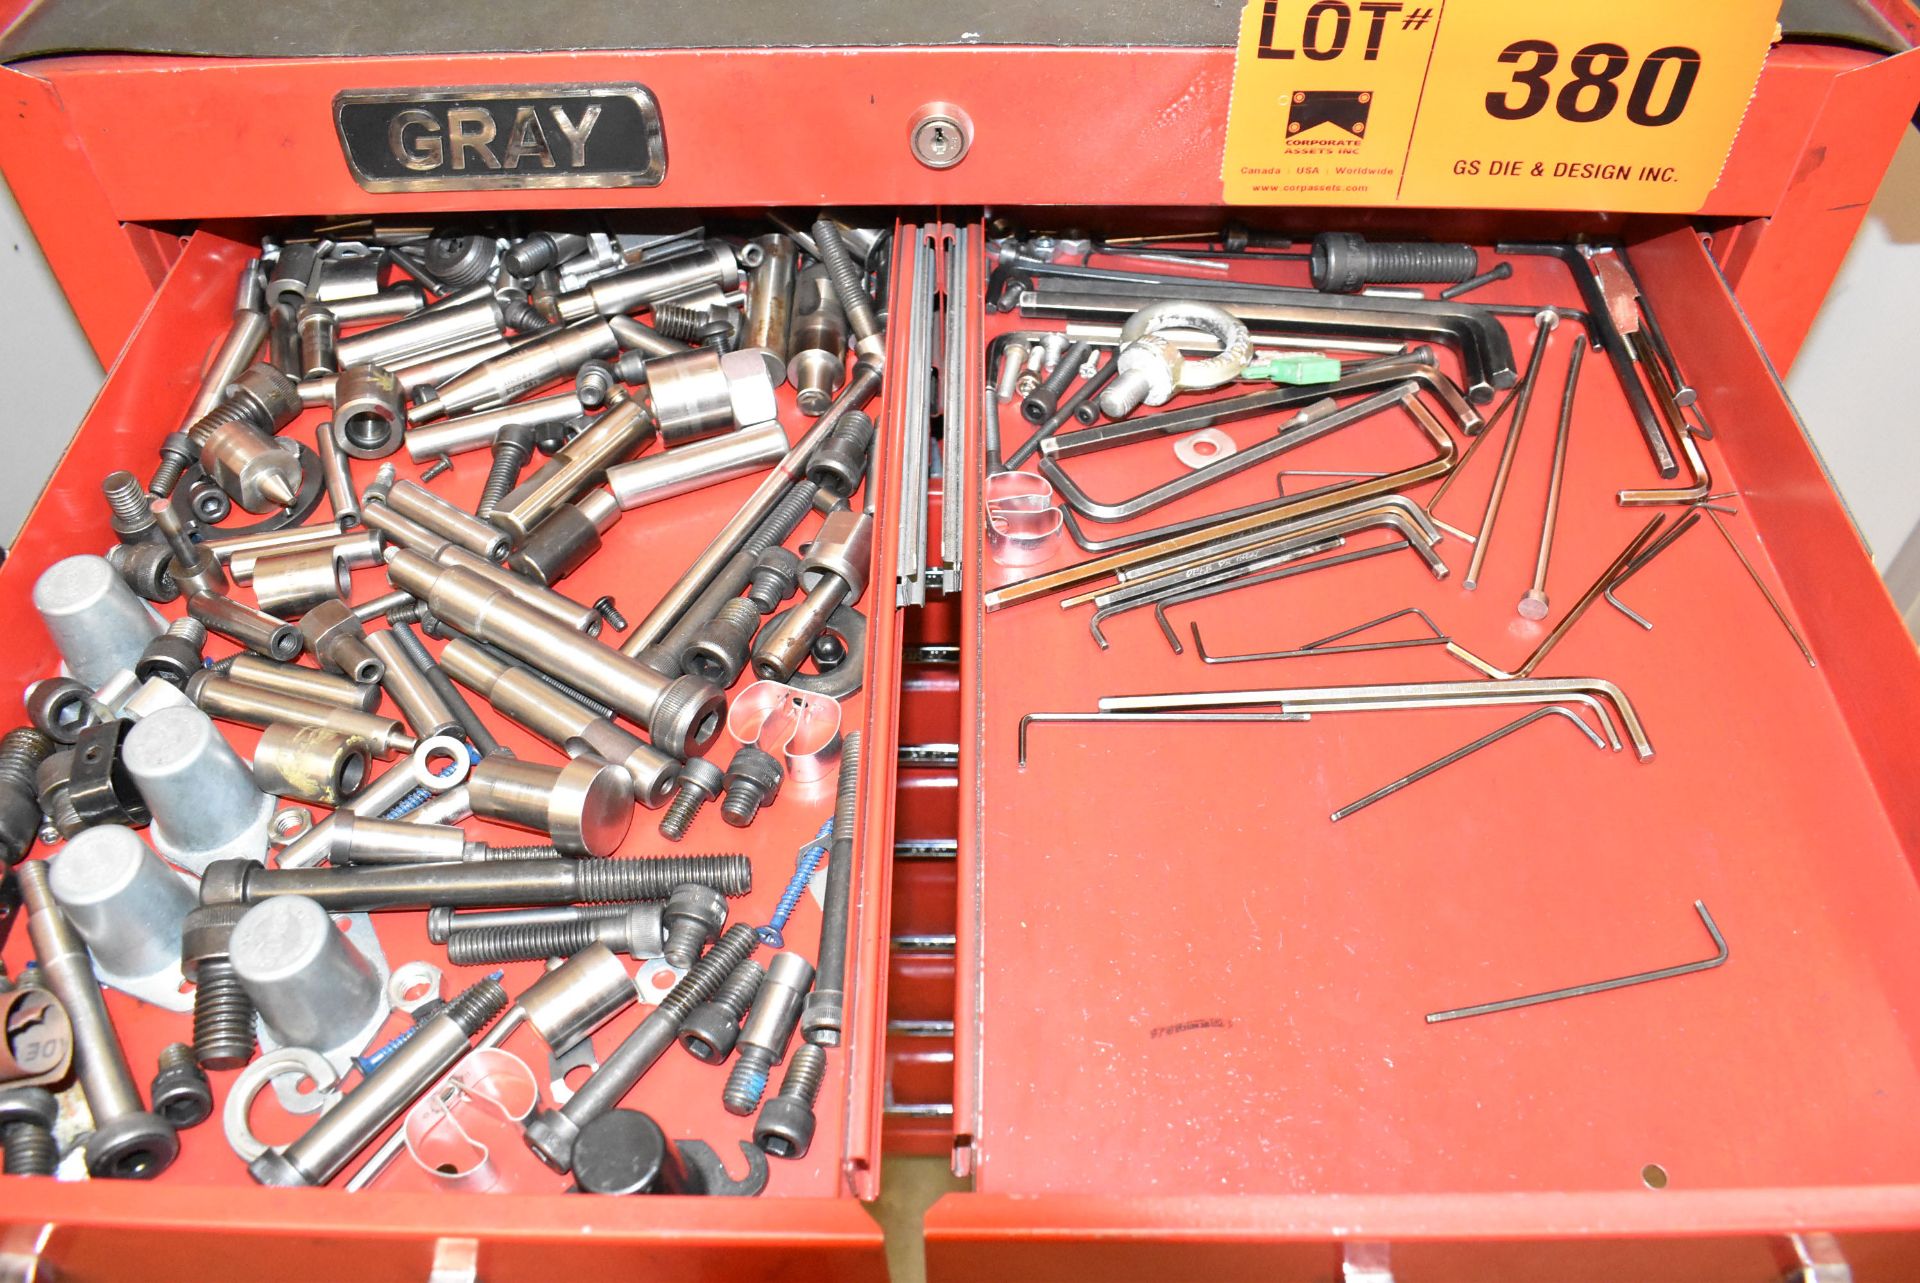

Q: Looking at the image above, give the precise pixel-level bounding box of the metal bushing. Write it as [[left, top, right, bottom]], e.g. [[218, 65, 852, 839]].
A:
[[298, 599, 386, 683], [223, 654, 381, 714], [122, 704, 275, 874], [468, 755, 633, 858], [251, 724, 371, 805], [32, 554, 162, 688], [230, 895, 383, 1051], [333, 364, 406, 460], [506, 489, 620, 587], [250, 546, 352, 617]]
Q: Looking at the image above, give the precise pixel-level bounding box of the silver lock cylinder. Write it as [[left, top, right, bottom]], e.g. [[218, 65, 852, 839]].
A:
[[33, 554, 163, 688], [123, 704, 275, 874], [230, 894, 384, 1051], [607, 420, 789, 510], [518, 942, 638, 1050], [49, 824, 198, 1010]]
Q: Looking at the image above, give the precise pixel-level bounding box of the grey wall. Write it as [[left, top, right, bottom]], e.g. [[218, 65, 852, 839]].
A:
[[0, 179, 101, 544]]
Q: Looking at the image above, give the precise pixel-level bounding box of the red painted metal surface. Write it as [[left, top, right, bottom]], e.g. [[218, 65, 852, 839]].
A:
[[0, 227, 898, 1274], [940, 222, 1920, 1264], [1, 39, 1917, 364]]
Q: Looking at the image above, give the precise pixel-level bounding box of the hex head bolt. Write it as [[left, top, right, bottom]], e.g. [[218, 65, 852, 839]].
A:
[[300, 599, 386, 683], [576, 360, 617, 409], [0, 1087, 59, 1175], [124, 705, 275, 874], [0, 728, 54, 866], [569, 1109, 690, 1195], [149, 430, 198, 498], [750, 508, 872, 683], [804, 410, 877, 500], [662, 883, 728, 966], [523, 922, 760, 1173], [754, 1042, 826, 1159], [32, 553, 166, 688], [809, 218, 883, 357], [803, 730, 860, 1045], [199, 852, 752, 915], [250, 976, 509, 1188], [49, 825, 198, 985], [676, 958, 765, 1064], [428, 902, 631, 945], [1308, 232, 1480, 292], [468, 754, 633, 858], [136, 617, 208, 688], [475, 423, 539, 521], [230, 894, 384, 1053], [148, 1043, 213, 1128], [105, 540, 182, 604], [1021, 341, 1092, 427], [18, 860, 180, 1179], [445, 903, 665, 965], [658, 757, 726, 842], [181, 903, 256, 1070], [721, 951, 814, 1115], [720, 746, 784, 828], [103, 470, 159, 544]]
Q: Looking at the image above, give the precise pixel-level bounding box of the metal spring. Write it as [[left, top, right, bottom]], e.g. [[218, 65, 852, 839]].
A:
[[759, 820, 833, 947]]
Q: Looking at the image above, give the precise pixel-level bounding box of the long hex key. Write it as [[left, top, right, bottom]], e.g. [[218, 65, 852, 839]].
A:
[[1704, 508, 1818, 668], [1017, 711, 1305, 769], [1330, 705, 1607, 822], [1464, 312, 1555, 591], [1191, 607, 1449, 665], [1604, 509, 1704, 630], [1425, 900, 1728, 1024]]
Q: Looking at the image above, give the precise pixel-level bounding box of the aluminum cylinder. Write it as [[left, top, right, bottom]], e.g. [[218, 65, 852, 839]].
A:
[[437, 638, 680, 807], [336, 296, 504, 370], [33, 555, 162, 687], [230, 895, 383, 1049], [505, 489, 620, 586], [607, 420, 788, 509], [411, 320, 617, 422], [556, 243, 739, 322], [737, 950, 814, 1063], [387, 552, 723, 757], [333, 364, 406, 460], [315, 421, 360, 528], [390, 335, 514, 398], [645, 349, 734, 444], [223, 654, 382, 712], [208, 522, 368, 564], [315, 253, 384, 304], [187, 670, 415, 758], [232, 531, 381, 587], [364, 629, 463, 739], [468, 755, 632, 858], [248, 547, 351, 617], [383, 478, 510, 561], [403, 392, 585, 462], [439, 544, 603, 634], [488, 400, 655, 543], [743, 234, 798, 364], [787, 265, 848, 415], [49, 825, 197, 981], [187, 594, 303, 661], [251, 724, 370, 805], [123, 704, 274, 872]]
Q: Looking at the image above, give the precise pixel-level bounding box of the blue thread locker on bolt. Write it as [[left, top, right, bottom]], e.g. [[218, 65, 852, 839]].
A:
[[759, 820, 833, 947]]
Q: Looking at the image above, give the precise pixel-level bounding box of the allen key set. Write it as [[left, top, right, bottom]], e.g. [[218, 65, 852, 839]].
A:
[[1, 214, 889, 1194], [981, 227, 1828, 1024]]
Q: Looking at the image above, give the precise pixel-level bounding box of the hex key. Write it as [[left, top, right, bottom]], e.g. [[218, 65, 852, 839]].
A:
[[986, 394, 1458, 610], [1330, 705, 1608, 822], [1604, 510, 1704, 630], [1040, 384, 1410, 525], [1143, 543, 1411, 653], [1016, 711, 1305, 769], [1100, 676, 1654, 761], [1425, 901, 1727, 1024], [1061, 489, 1435, 556], [1703, 508, 1817, 668], [1191, 607, 1449, 665]]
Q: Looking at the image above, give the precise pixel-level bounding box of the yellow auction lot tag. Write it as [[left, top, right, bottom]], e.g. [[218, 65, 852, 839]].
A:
[[1222, 0, 1778, 210]]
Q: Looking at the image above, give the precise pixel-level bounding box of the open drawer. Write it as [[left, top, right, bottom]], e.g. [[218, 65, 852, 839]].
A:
[[0, 224, 911, 1280], [931, 218, 1920, 1279]]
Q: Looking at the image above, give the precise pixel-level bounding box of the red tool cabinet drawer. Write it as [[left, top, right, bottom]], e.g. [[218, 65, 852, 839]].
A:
[[0, 225, 909, 1280], [930, 217, 1920, 1280]]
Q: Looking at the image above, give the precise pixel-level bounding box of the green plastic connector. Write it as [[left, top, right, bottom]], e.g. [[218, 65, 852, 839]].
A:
[[1244, 353, 1342, 385]]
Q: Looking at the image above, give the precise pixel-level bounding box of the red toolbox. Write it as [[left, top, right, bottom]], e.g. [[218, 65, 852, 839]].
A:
[[0, 1, 1918, 1278]]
